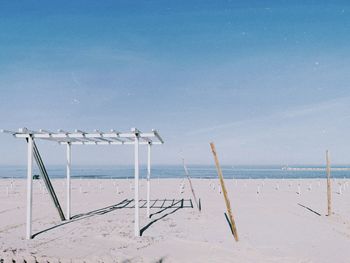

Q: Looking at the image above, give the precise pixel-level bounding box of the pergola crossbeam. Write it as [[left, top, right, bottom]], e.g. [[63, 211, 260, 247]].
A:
[[0, 128, 164, 145]]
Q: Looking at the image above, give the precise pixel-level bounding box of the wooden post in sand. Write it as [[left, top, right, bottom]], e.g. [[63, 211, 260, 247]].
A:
[[326, 150, 332, 216], [210, 142, 239, 242], [182, 157, 201, 211]]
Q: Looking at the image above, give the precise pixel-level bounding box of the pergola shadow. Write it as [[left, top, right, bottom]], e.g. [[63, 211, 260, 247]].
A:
[[32, 199, 131, 238], [32, 198, 193, 239], [140, 198, 191, 236]]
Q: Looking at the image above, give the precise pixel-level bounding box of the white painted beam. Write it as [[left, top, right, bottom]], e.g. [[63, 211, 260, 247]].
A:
[[7, 129, 163, 145], [26, 136, 34, 239], [134, 133, 140, 237], [147, 143, 151, 218], [140, 133, 156, 138]]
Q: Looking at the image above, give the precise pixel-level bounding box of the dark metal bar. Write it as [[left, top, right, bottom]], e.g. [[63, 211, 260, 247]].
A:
[[31, 140, 66, 221]]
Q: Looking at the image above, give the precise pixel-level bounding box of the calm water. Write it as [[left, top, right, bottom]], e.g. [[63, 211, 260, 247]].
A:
[[1, 165, 350, 179]]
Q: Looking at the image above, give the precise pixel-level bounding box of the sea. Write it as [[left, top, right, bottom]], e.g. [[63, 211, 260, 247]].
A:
[[1, 165, 350, 179]]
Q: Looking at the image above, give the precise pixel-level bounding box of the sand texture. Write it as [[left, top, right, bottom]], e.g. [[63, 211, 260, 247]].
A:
[[0, 178, 350, 262]]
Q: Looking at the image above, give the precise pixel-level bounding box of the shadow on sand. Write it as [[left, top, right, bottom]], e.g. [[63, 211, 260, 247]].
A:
[[297, 203, 322, 216], [122, 257, 166, 263], [140, 199, 189, 236], [224, 212, 235, 236], [32, 198, 193, 239]]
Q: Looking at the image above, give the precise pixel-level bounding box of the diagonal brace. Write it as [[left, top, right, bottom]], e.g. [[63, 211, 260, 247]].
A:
[[28, 139, 66, 221]]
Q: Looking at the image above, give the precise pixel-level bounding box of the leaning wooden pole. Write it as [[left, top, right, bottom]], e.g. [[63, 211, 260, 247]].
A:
[[182, 158, 200, 211], [326, 150, 332, 216], [210, 142, 239, 242]]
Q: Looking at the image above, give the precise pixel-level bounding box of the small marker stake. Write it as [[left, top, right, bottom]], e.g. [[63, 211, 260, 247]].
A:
[[182, 157, 201, 211], [326, 150, 332, 216]]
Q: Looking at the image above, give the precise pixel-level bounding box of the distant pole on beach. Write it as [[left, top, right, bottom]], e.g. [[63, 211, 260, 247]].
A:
[[182, 157, 200, 211], [210, 142, 239, 242], [326, 150, 332, 216]]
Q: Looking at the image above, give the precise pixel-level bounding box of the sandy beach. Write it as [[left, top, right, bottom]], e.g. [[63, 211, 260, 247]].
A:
[[0, 178, 349, 262]]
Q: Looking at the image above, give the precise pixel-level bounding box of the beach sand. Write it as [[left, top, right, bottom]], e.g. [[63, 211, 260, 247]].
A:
[[1, 178, 350, 262]]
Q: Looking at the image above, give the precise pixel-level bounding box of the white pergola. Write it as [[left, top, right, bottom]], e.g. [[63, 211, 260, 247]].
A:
[[1, 127, 164, 239]]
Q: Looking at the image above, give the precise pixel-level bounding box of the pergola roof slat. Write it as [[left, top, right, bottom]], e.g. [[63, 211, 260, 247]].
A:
[[0, 127, 164, 145]]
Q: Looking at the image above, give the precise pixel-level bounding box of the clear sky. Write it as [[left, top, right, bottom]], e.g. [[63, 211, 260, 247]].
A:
[[1, 1, 350, 166]]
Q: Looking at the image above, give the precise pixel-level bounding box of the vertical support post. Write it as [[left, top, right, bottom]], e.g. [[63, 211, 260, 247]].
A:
[[134, 133, 140, 236], [26, 135, 34, 239], [147, 143, 151, 218], [326, 150, 332, 216], [66, 143, 71, 220]]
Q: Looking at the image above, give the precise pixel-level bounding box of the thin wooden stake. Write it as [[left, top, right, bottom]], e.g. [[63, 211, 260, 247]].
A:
[[210, 142, 239, 242], [182, 157, 200, 211], [326, 150, 332, 216]]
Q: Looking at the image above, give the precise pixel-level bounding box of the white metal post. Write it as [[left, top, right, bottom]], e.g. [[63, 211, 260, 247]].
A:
[[26, 136, 34, 239], [147, 143, 151, 218], [134, 133, 140, 236], [66, 143, 71, 220]]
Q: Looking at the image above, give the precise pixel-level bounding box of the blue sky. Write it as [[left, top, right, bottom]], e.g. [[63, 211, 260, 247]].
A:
[[1, 1, 350, 165]]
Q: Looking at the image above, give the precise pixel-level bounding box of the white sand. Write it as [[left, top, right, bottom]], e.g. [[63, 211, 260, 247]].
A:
[[0, 178, 350, 262]]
